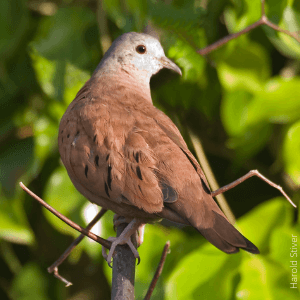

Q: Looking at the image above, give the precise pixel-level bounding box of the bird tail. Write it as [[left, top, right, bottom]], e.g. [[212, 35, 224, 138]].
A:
[[196, 210, 259, 254], [162, 195, 260, 254]]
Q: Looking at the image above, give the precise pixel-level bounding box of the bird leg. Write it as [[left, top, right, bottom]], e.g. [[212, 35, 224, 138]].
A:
[[102, 218, 144, 266], [211, 169, 296, 208], [112, 215, 146, 246]]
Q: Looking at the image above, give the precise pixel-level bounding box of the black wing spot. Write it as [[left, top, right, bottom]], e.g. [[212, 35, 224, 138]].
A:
[[201, 178, 211, 194], [93, 134, 97, 142], [162, 183, 178, 203], [61, 130, 63, 133], [138, 185, 144, 196], [181, 148, 198, 172], [104, 182, 110, 198], [136, 166, 142, 180], [106, 154, 110, 161], [95, 155, 99, 166], [67, 134, 70, 138], [107, 165, 112, 190], [134, 152, 139, 163], [85, 165, 88, 178]]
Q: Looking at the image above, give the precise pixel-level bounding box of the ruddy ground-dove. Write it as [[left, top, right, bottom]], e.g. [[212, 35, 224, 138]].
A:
[[58, 32, 259, 263]]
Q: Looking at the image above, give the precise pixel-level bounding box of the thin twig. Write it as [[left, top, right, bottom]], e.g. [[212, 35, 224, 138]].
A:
[[47, 209, 107, 286], [144, 241, 171, 300], [211, 170, 297, 208], [261, 0, 265, 17], [198, 0, 300, 55], [52, 267, 73, 287], [19, 182, 111, 249], [188, 130, 236, 224], [263, 17, 300, 43], [198, 19, 263, 55]]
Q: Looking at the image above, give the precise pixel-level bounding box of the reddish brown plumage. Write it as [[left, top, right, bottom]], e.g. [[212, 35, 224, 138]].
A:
[[58, 32, 259, 255]]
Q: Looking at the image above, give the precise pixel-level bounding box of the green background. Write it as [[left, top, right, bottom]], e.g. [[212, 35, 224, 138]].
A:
[[1, 0, 300, 299]]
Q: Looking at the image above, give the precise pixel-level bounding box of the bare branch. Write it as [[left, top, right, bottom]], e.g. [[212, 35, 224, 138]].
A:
[[52, 267, 73, 287], [144, 241, 171, 300], [211, 170, 296, 208], [261, 0, 266, 17], [198, 0, 300, 55], [198, 19, 263, 56], [263, 17, 300, 44], [47, 209, 107, 286], [19, 182, 111, 249]]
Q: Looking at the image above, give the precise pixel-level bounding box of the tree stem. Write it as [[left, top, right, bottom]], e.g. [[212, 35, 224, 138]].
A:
[[111, 223, 137, 300]]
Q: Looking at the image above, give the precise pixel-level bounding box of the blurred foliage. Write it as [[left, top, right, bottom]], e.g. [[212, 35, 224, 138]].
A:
[[0, 0, 300, 299]]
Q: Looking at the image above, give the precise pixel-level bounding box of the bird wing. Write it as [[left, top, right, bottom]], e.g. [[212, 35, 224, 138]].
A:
[[59, 84, 167, 215], [142, 107, 259, 254]]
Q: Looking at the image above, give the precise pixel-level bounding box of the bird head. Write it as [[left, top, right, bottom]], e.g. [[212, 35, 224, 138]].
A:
[[96, 32, 182, 82]]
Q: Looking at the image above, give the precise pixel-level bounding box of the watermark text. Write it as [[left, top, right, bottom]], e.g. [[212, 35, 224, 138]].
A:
[[290, 234, 298, 289]]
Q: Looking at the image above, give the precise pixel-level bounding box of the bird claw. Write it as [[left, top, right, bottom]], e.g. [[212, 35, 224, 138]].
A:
[[102, 236, 140, 266], [102, 237, 116, 266]]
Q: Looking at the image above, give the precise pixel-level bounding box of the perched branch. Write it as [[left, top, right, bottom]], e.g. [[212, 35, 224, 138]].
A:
[[47, 208, 107, 286], [19, 182, 111, 249], [198, 0, 300, 55], [111, 222, 137, 300], [144, 241, 171, 300]]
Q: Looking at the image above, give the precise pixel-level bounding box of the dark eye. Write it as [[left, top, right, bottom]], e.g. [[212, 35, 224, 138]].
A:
[[136, 45, 146, 54]]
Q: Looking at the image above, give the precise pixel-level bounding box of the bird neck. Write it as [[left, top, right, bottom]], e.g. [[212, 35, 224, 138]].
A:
[[91, 69, 153, 104]]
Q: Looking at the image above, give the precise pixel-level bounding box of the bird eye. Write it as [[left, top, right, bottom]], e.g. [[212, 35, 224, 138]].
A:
[[136, 45, 146, 54]]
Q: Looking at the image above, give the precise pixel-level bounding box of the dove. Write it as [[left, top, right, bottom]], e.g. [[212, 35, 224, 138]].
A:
[[58, 32, 259, 264]]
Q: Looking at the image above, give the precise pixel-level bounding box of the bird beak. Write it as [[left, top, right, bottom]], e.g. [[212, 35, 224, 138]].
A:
[[159, 56, 182, 76]]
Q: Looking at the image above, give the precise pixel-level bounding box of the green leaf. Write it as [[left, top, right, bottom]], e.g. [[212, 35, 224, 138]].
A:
[[0, 190, 34, 245], [123, 0, 148, 31], [0, 0, 29, 59], [223, 0, 262, 37], [0, 137, 34, 197], [33, 115, 58, 167], [237, 198, 294, 253], [221, 90, 254, 136], [283, 120, 300, 185], [149, 0, 205, 33], [225, 123, 272, 161], [265, 0, 287, 24], [10, 263, 51, 300], [168, 37, 206, 83], [43, 166, 86, 237], [264, 5, 300, 59], [32, 7, 98, 68], [245, 77, 300, 126], [134, 224, 199, 299], [30, 49, 90, 105], [236, 255, 299, 300], [165, 244, 234, 300], [221, 89, 272, 160], [217, 40, 270, 92], [103, 0, 127, 29], [269, 226, 300, 274]]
